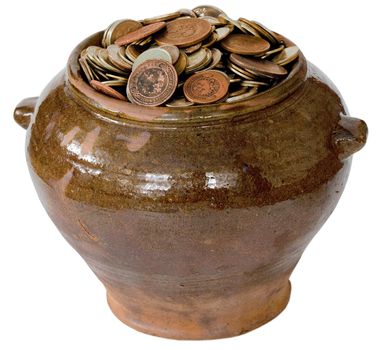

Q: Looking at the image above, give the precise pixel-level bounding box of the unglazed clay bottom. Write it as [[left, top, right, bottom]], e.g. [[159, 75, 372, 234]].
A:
[[14, 32, 367, 339]]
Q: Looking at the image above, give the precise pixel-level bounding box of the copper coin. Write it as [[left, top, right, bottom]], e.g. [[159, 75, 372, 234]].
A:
[[220, 34, 270, 55], [115, 22, 166, 46], [229, 53, 287, 77], [183, 70, 229, 104], [127, 59, 178, 106], [109, 20, 142, 44], [90, 80, 127, 100], [154, 18, 212, 48]]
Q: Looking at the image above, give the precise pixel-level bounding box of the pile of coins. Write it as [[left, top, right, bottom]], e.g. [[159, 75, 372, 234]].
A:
[[79, 5, 300, 107]]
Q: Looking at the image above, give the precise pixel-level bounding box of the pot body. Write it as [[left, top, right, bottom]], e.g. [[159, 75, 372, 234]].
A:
[[16, 54, 367, 339]]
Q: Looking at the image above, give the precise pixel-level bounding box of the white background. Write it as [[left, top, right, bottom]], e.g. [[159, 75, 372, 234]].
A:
[[1, 0, 378, 349]]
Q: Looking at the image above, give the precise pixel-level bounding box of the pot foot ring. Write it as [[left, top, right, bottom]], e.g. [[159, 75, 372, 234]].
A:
[[106, 279, 291, 340]]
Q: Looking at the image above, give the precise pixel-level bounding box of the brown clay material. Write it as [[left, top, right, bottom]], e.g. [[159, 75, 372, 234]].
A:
[[14, 32, 367, 340]]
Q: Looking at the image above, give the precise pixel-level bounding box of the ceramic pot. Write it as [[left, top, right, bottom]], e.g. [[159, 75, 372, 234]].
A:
[[14, 32, 367, 340]]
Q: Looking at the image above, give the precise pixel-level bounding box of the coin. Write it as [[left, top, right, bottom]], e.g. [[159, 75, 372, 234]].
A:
[[204, 48, 222, 71], [174, 51, 188, 75], [125, 44, 142, 61], [159, 45, 180, 64], [200, 15, 227, 26], [192, 5, 226, 18], [202, 32, 218, 48], [154, 18, 212, 47], [115, 22, 166, 46], [220, 34, 270, 55], [218, 14, 247, 34], [184, 42, 202, 54], [238, 18, 279, 46], [179, 8, 197, 17], [90, 80, 127, 100], [141, 11, 181, 25], [186, 48, 211, 73], [79, 57, 94, 82], [229, 85, 249, 97], [134, 35, 153, 46], [215, 25, 234, 41], [102, 79, 127, 87], [132, 47, 172, 70], [229, 53, 287, 78], [127, 59, 178, 106], [226, 86, 258, 103], [107, 44, 133, 70], [271, 46, 300, 66], [102, 19, 142, 47], [259, 45, 285, 59], [227, 62, 256, 80], [240, 80, 269, 87], [183, 70, 229, 104]]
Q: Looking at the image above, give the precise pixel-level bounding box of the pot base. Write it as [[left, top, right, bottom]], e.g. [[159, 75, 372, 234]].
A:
[[106, 279, 291, 340]]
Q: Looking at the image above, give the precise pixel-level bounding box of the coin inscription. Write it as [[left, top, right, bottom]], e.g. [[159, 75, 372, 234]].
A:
[[155, 18, 212, 47], [184, 70, 229, 104], [127, 60, 178, 106]]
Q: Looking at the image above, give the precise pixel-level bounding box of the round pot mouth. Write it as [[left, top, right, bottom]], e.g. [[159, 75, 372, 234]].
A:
[[66, 31, 307, 126]]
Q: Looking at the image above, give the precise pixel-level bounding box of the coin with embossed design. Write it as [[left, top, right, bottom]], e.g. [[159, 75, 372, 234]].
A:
[[127, 59, 178, 106], [155, 18, 212, 47], [183, 70, 229, 104]]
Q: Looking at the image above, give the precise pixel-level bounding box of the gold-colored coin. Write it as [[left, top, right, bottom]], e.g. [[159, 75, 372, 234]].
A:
[[200, 15, 227, 26], [192, 5, 226, 18], [271, 46, 300, 66], [102, 19, 142, 47], [202, 32, 218, 48], [259, 45, 285, 59], [125, 44, 142, 62], [184, 42, 202, 54], [230, 53, 288, 78], [238, 18, 279, 46], [240, 80, 269, 87], [228, 85, 249, 97], [174, 51, 188, 75], [166, 97, 194, 107], [215, 24, 234, 41], [185, 48, 212, 73], [107, 45, 133, 70], [141, 11, 181, 25], [218, 14, 247, 33], [203, 48, 222, 71], [226, 87, 258, 103]]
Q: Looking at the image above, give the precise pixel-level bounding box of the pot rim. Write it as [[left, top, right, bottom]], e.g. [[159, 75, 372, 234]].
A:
[[66, 31, 307, 126]]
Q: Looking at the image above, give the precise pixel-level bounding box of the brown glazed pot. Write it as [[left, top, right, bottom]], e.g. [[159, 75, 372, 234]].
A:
[[14, 32, 367, 340]]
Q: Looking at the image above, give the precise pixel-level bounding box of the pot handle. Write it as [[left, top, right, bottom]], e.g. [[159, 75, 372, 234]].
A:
[[14, 96, 38, 130], [332, 115, 368, 160]]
